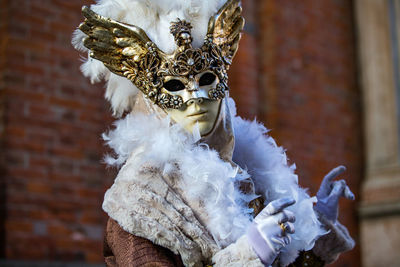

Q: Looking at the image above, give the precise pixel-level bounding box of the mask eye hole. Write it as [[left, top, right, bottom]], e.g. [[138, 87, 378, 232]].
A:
[[164, 79, 185, 92], [199, 73, 216, 86]]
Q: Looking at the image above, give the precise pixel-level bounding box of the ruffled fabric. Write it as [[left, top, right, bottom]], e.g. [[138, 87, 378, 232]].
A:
[[213, 235, 264, 267]]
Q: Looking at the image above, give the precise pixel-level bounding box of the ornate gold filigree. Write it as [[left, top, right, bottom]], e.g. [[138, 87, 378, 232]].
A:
[[78, 0, 244, 110], [169, 48, 208, 76]]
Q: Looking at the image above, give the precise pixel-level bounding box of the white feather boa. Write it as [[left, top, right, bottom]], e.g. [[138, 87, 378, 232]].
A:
[[228, 99, 326, 265], [102, 98, 326, 266]]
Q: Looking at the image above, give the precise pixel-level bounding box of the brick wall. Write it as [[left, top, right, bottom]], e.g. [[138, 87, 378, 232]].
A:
[[0, 0, 362, 265], [1, 0, 115, 262], [228, 0, 259, 118], [0, 0, 9, 259]]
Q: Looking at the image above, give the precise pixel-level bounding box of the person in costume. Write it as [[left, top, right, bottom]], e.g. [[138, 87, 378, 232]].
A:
[[72, 0, 355, 266]]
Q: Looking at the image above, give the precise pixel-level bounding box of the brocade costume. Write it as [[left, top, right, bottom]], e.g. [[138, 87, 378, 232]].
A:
[[73, 0, 355, 266]]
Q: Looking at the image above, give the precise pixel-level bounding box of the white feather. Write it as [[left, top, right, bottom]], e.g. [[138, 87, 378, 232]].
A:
[[105, 74, 139, 117], [80, 56, 109, 84], [71, 29, 88, 52]]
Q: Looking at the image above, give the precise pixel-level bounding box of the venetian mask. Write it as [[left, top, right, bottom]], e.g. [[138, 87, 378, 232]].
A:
[[78, 0, 244, 136], [160, 63, 224, 135]]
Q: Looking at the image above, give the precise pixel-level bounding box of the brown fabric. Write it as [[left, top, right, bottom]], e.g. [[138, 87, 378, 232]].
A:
[[271, 250, 325, 267], [311, 215, 355, 264], [104, 218, 184, 267], [286, 251, 325, 267], [104, 216, 327, 267]]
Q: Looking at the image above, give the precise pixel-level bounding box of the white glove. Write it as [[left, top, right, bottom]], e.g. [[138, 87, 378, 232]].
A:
[[247, 197, 296, 266]]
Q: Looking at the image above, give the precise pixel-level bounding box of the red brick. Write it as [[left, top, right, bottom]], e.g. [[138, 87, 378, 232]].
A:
[[11, 10, 48, 26], [6, 125, 26, 138], [8, 168, 48, 180], [5, 221, 32, 233], [50, 147, 84, 160], [5, 138, 46, 154], [48, 224, 73, 237], [29, 210, 53, 221], [80, 212, 103, 225], [26, 182, 52, 194]]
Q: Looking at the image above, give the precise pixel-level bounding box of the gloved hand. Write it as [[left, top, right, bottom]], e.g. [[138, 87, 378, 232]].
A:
[[247, 197, 296, 266], [315, 166, 355, 222]]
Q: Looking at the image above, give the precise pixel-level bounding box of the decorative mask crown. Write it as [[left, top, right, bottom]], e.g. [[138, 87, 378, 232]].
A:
[[79, 0, 244, 110], [170, 19, 193, 48]]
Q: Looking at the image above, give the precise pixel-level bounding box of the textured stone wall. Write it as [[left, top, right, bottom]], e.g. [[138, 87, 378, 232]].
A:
[[355, 0, 400, 266], [0, 0, 362, 266]]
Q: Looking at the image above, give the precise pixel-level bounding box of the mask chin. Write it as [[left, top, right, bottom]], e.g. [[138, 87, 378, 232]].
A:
[[165, 98, 222, 136]]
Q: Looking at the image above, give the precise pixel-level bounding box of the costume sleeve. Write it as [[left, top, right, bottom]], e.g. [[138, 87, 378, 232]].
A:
[[212, 217, 354, 267], [281, 251, 324, 267], [103, 218, 184, 267], [280, 216, 354, 267], [311, 215, 355, 264], [212, 235, 264, 267]]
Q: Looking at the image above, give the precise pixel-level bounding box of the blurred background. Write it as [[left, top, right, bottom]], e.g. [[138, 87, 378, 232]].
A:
[[0, 0, 399, 266]]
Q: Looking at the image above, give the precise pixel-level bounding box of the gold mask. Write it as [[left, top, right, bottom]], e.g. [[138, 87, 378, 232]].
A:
[[78, 0, 244, 134]]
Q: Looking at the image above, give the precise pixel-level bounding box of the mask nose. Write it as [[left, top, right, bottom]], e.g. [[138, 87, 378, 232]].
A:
[[187, 80, 199, 92], [187, 90, 204, 100], [186, 97, 204, 106], [182, 80, 209, 103], [186, 80, 204, 104]]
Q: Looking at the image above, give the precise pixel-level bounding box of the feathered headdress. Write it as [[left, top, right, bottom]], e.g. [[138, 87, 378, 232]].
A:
[[72, 0, 244, 116]]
